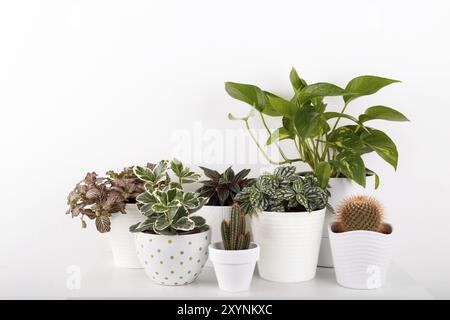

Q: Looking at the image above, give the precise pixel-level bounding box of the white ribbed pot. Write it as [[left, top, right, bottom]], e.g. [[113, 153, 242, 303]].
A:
[[328, 223, 393, 290], [209, 242, 259, 292], [251, 209, 325, 283], [134, 228, 211, 286], [318, 175, 376, 268], [196, 205, 251, 267], [108, 203, 144, 268]]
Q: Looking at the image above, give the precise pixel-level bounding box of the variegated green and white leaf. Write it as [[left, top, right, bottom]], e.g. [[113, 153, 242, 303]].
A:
[[190, 216, 206, 228], [155, 216, 170, 231], [172, 216, 195, 231], [274, 166, 296, 178], [136, 191, 157, 205]]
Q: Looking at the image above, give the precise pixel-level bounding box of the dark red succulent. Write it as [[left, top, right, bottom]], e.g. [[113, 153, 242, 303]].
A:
[[196, 167, 254, 206]]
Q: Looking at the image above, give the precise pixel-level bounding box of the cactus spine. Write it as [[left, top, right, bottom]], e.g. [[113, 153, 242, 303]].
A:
[[337, 195, 385, 232], [221, 204, 251, 250]]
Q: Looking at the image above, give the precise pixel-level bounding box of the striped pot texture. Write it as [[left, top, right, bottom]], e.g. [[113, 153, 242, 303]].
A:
[[134, 228, 211, 286], [251, 209, 325, 283], [318, 176, 377, 268], [328, 223, 393, 290], [109, 204, 144, 268]]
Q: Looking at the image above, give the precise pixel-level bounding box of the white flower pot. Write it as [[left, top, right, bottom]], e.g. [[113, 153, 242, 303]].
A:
[[328, 222, 393, 290], [196, 205, 251, 267], [108, 203, 144, 268], [134, 228, 211, 286], [318, 176, 376, 267], [251, 209, 325, 283], [209, 242, 259, 292]]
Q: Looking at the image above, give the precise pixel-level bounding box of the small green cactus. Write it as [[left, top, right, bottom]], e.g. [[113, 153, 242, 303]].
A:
[[221, 204, 251, 250], [337, 195, 385, 232]]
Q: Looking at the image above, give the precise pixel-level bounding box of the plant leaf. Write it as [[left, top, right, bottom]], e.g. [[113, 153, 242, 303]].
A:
[[172, 216, 195, 231], [330, 151, 366, 187], [361, 129, 398, 169], [294, 105, 329, 140], [266, 95, 297, 119], [95, 216, 111, 233], [190, 216, 206, 228], [154, 216, 170, 231], [359, 105, 409, 122], [344, 76, 400, 103], [315, 162, 332, 189], [266, 127, 294, 145], [289, 67, 307, 91], [225, 82, 268, 112]]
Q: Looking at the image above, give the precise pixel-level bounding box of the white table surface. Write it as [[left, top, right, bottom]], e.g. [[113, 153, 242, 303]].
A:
[[0, 248, 432, 300], [64, 255, 432, 300]]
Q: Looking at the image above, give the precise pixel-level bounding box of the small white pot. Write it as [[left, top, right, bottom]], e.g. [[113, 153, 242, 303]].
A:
[[109, 203, 144, 268], [134, 228, 211, 286], [196, 205, 251, 267], [209, 242, 259, 292], [328, 223, 393, 290], [251, 209, 325, 283], [318, 176, 377, 267]]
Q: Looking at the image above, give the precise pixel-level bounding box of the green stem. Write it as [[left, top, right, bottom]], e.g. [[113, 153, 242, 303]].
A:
[[331, 102, 349, 132], [258, 112, 289, 161]]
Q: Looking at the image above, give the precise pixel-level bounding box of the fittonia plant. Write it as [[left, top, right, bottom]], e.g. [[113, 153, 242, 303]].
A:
[[130, 159, 209, 235]]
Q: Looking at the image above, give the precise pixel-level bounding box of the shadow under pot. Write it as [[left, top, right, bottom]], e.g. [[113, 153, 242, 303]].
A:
[[209, 242, 259, 292], [134, 227, 211, 286], [251, 209, 325, 283], [328, 222, 393, 290]]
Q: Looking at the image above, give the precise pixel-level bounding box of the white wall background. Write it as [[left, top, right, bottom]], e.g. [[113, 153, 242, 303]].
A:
[[0, 0, 449, 298]]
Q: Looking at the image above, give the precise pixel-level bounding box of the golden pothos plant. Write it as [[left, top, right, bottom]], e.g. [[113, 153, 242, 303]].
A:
[[225, 68, 409, 189]]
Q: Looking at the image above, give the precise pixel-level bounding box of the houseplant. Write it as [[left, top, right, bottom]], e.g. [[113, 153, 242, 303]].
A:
[[66, 166, 150, 268], [209, 204, 259, 292], [328, 195, 393, 289], [235, 166, 329, 282], [130, 159, 211, 286], [196, 166, 254, 246], [225, 68, 408, 266]]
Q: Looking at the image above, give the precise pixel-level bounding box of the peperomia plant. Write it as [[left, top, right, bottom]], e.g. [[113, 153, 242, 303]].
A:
[[66, 164, 154, 233], [196, 166, 254, 206], [130, 159, 209, 235], [235, 166, 330, 215], [225, 68, 409, 189]]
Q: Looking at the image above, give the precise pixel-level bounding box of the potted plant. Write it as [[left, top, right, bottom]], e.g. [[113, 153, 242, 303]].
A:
[[235, 166, 329, 283], [130, 159, 211, 286], [66, 166, 150, 268], [196, 166, 254, 246], [328, 195, 393, 289], [209, 204, 259, 292], [225, 68, 408, 266]]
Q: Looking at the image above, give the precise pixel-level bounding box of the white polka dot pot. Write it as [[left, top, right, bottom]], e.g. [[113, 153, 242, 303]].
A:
[[134, 228, 211, 286]]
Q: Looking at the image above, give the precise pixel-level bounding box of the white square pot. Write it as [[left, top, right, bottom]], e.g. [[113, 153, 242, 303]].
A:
[[251, 209, 325, 283], [209, 242, 259, 292], [134, 228, 211, 286], [328, 222, 393, 289], [108, 204, 144, 268]]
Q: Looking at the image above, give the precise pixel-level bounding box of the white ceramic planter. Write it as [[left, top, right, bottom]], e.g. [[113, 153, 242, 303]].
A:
[[109, 203, 144, 268], [134, 228, 211, 286], [251, 209, 325, 283], [318, 176, 376, 267], [209, 242, 259, 292], [328, 223, 393, 290], [196, 205, 251, 267]]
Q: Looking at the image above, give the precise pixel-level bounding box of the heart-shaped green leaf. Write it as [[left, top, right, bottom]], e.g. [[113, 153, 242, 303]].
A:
[[359, 106, 409, 122], [330, 151, 366, 187], [361, 129, 398, 169], [344, 76, 400, 103]]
